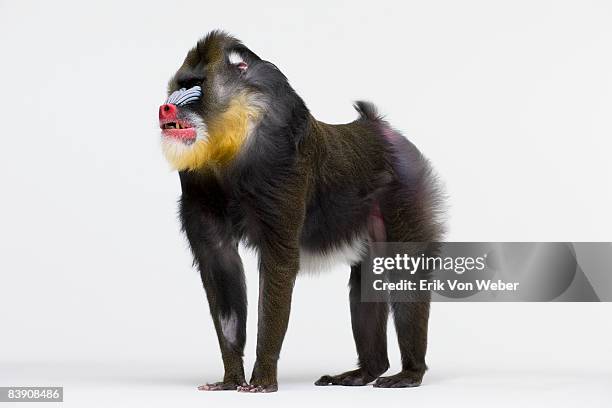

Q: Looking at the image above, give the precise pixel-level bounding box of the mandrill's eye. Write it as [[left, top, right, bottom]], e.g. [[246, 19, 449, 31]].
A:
[[228, 51, 248, 72], [177, 75, 204, 89]]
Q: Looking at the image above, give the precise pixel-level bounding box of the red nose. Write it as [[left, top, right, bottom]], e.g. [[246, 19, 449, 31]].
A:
[[159, 103, 177, 121]]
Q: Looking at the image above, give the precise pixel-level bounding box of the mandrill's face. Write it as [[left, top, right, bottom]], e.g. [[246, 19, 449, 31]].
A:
[[159, 31, 268, 171]]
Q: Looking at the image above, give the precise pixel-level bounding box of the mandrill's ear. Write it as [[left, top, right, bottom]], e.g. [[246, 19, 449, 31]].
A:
[[228, 50, 248, 71], [226, 44, 261, 72]]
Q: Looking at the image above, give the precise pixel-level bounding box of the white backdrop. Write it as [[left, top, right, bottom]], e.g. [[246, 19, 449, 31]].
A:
[[1, 1, 611, 407]]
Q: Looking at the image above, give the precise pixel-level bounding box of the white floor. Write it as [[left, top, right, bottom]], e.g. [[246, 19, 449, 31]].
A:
[[2, 359, 610, 408]]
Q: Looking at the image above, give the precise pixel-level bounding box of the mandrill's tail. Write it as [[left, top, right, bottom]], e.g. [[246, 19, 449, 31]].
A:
[[353, 100, 383, 121]]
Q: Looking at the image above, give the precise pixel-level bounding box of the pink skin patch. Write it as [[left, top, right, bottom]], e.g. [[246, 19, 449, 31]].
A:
[[159, 103, 197, 142], [368, 201, 387, 242]]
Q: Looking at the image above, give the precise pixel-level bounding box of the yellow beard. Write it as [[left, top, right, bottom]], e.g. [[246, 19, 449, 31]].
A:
[[162, 95, 261, 171]]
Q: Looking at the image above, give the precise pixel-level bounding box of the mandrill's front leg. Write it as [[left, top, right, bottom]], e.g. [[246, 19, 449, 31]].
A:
[[181, 196, 248, 391], [237, 188, 305, 393], [195, 244, 248, 391], [238, 242, 300, 393]]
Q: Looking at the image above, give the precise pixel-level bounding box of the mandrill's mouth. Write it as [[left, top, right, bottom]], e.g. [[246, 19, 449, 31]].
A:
[[160, 118, 197, 144]]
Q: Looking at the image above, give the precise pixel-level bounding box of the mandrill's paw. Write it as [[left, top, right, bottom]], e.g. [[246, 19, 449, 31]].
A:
[[237, 383, 278, 393], [198, 380, 246, 391], [373, 371, 423, 388], [315, 369, 376, 386]]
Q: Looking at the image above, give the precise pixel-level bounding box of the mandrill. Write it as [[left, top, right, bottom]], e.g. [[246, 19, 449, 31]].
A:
[[159, 30, 444, 393]]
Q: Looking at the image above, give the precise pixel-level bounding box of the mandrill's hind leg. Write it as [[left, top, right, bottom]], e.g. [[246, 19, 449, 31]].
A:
[[374, 191, 435, 388], [315, 264, 390, 386], [374, 300, 430, 388]]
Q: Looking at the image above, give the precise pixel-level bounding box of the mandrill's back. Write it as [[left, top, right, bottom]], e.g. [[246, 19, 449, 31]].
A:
[[298, 104, 392, 256], [298, 101, 443, 260]]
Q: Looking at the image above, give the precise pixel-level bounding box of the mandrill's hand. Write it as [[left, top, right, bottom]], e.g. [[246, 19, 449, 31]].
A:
[[197, 380, 246, 391], [237, 360, 279, 393], [237, 383, 278, 393], [198, 371, 247, 391]]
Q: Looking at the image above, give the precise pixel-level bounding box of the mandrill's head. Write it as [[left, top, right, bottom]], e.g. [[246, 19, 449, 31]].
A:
[[159, 30, 298, 172]]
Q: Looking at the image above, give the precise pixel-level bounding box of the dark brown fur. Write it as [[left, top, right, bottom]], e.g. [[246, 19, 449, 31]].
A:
[[163, 31, 444, 392]]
